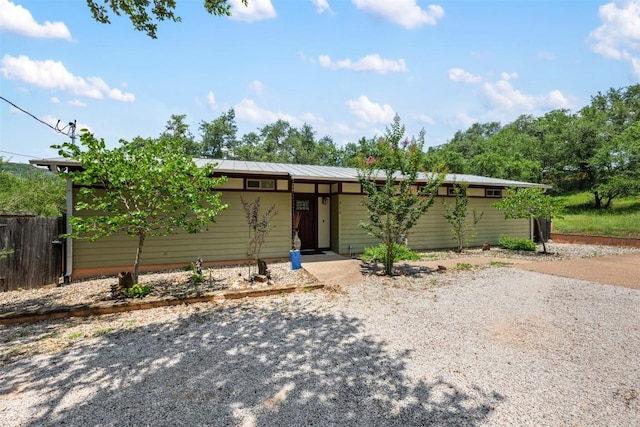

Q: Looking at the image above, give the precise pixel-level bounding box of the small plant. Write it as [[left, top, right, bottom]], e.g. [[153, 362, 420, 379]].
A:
[[121, 283, 154, 299], [241, 196, 277, 276], [455, 262, 473, 270], [498, 235, 537, 251], [443, 182, 483, 252], [191, 273, 205, 285], [0, 248, 13, 259], [68, 332, 83, 340], [40, 332, 59, 341], [93, 327, 113, 336], [362, 243, 421, 263]]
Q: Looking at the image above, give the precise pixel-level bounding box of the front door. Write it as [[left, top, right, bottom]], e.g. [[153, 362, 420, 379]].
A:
[[294, 195, 317, 250]]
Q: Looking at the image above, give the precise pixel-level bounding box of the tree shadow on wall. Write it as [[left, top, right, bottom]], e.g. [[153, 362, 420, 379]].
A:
[[1, 303, 504, 426]]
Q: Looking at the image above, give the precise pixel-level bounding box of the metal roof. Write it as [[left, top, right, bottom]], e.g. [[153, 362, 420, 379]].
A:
[[197, 159, 547, 188], [31, 157, 548, 188]]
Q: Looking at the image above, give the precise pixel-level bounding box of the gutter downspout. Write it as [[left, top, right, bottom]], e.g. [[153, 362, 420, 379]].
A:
[[64, 178, 73, 283]]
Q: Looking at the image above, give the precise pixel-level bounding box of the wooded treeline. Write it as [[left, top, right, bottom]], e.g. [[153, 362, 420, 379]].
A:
[[423, 84, 640, 208], [166, 83, 640, 209], [3, 84, 638, 216]]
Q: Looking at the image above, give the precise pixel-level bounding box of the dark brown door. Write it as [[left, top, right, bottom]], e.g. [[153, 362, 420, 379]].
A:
[[294, 195, 316, 250]]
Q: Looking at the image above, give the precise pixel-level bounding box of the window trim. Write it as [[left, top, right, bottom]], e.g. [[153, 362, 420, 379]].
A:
[[246, 179, 275, 190], [485, 188, 502, 198]]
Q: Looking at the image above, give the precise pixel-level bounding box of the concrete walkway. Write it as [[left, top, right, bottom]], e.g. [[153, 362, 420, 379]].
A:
[[301, 252, 531, 286], [302, 251, 640, 290], [301, 252, 364, 286], [515, 253, 640, 290]]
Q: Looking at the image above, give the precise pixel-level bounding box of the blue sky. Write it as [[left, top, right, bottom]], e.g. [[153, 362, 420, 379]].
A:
[[1, 0, 639, 163]]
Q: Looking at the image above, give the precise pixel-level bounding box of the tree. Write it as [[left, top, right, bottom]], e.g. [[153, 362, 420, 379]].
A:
[[357, 115, 445, 275], [493, 187, 561, 254], [199, 108, 238, 159], [54, 132, 228, 283], [443, 183, 483, 252], [588, 122, 640, 208], [162, 114, 200, 155], [240, 197, 277, 277], [87, 0, 248, 38], [561, 85, 640, 208], [0, 160, 65, 217]]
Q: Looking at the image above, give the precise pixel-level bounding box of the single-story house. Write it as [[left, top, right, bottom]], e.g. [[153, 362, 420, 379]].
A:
[[32, 158, 547, 280]]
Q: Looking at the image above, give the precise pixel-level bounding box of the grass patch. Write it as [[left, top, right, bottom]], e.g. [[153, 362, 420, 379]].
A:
[[455, 262, 473, 270], [67, 332, 83, 340], [489, 261, 512, 267], [39, 332, 59, 341], [93, 328, 112, 336], [553, 192, 640, 238]]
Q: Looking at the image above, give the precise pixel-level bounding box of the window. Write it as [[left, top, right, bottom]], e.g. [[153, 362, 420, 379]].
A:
[[246, 179, 275, 190], [486, 188, 502, 198], [447, 186, 466, 196], [295, 200, 310, 211]]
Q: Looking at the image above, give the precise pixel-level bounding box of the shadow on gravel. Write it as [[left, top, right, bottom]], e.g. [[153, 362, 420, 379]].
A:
[[360, 262, 436, 277], [1, 304, 504, 426]]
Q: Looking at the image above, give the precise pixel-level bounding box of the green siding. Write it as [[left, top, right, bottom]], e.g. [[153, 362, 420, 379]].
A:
[[73, 191, 292, 269], [334, 195, 530, 254], [335, 195, 379, 254]]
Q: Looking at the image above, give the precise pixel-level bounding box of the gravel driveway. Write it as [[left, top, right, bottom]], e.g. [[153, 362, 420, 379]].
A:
[[1, 250, 639, 426]]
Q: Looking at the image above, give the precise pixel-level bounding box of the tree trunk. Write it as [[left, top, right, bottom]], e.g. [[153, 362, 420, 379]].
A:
[[384, 239, 394, 276], [594, 191, 602, 209], [604, 195, 614, 209], [133, 234, 146, 284], [535, 217, 547, 254]]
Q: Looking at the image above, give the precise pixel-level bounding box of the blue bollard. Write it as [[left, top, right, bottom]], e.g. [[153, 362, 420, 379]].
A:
[[290, 250, 301, 270]]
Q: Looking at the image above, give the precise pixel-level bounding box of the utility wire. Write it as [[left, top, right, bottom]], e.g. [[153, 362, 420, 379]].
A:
[[0, 95, 75, 137], [0, 150, 40, 159]]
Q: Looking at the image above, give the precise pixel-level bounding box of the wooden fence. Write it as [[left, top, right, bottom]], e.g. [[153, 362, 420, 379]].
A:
[[0, 216, 65, 291]]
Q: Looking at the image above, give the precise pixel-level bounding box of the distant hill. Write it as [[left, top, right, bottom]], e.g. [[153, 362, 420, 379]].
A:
[[1, 162, 58, 179]]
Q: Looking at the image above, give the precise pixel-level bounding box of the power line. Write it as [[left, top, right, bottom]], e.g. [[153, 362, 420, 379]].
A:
[[0, 95, 76, 138], [0, 150, 40, 159]]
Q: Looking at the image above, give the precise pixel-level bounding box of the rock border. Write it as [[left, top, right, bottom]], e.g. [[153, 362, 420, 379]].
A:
[[0, 283, 324, 326]]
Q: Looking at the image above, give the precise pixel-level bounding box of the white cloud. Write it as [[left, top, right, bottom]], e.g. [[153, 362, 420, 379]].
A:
[[234, 98, 299, 125], [68, 99, 87, 107], [50, 96, 59, 104], [207, 91, 217, 108], [229, 0, 276, 23], [450, 112, 477, 128], [109, 88, 135, 103], [248, 80, 263, 94], [417, 114, 435, 125], [589, 0, 640, 76], [352, 0, 444, 29], [0, 0, 71, 40], [0, 55, 135, 102], [312, 0, 333, 14], [346, 95, 395, 123], [301, 112, 325, 124], [500, 71, 518, 81], [448, 67, 482, 83], [482, 78, 570, 112], [319, 54, 407, 73]]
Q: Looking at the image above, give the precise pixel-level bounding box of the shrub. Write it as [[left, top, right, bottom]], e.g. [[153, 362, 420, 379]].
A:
[[121, 283, 154, 299], [498, 236, 537, 251], [362, 243, 421, 263]]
